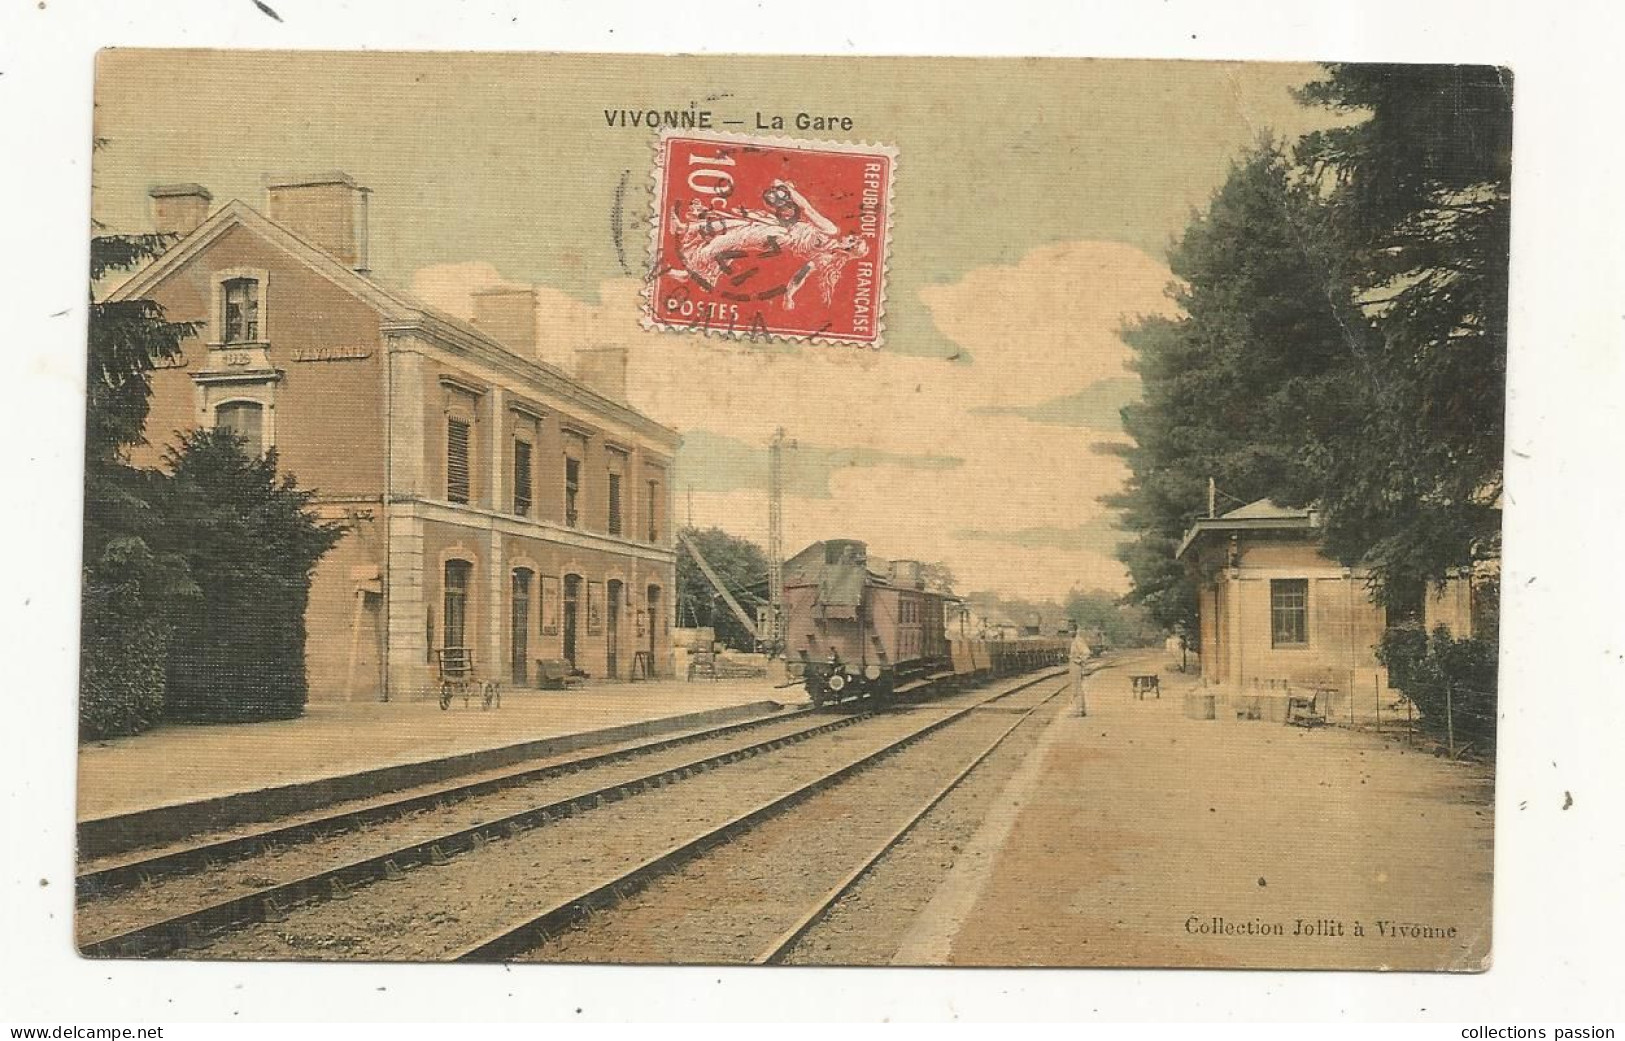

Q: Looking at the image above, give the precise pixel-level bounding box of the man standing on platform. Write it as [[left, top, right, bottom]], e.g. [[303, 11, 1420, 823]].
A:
[[1069, 621, 1092, 717]]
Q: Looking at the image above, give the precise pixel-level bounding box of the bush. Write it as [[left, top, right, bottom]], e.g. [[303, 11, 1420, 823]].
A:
[[78, 464, 192, 740], [79, 577, 169, 739], [159, 431, 344, 723], [1377, 625, 1498, 754]]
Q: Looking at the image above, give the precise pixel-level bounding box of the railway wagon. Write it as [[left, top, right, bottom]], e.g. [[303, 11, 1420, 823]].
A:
[[951, 635, 1069, 680], [783, 539, 1067, 706], [784, 539, 953, 705]]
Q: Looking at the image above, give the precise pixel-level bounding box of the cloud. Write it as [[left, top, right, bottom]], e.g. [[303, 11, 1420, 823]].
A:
[[970, 376, 1141, 430], [406, 238, 1173, 599], [677, 430, 962, 498], [408, 261, 522, 317], [917, 240, 1174, 411], [952, 523, 1129, 555]]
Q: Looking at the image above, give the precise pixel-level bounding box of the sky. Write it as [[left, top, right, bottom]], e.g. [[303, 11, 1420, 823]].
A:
[[93, 51, 1349, 601]]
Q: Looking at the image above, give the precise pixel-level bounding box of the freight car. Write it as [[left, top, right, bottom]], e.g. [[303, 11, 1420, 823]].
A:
[[782, 539, 1067, 706]]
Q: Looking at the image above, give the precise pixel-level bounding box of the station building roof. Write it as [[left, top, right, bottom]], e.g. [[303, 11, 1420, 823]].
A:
[[1174, 499, 1319, 562]]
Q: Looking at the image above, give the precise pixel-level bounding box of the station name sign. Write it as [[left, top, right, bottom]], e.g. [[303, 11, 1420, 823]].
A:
[[292, 346, 373, 363]]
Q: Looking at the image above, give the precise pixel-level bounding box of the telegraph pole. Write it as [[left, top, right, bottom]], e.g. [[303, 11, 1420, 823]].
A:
[[767, 427, 786, 655]]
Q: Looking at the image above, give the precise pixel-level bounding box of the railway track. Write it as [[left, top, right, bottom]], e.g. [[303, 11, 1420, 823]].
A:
[[77, 701, 838, 901], [459, 669, 1072, 961], [77, 667, 1065, 960], [507, 671, 1079, 964], [753, 681, 1064, 964]]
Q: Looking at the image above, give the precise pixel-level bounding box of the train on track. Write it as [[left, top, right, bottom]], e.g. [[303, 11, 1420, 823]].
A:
[[784, 539, 1068, 707]]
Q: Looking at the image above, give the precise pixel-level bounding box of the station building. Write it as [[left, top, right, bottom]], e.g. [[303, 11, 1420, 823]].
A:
[[1176, 499, 1491, 719], [112, 174, 680, 703]]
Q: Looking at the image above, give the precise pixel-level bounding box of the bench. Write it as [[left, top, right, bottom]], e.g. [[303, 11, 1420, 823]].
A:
[[1130, 674, 1161, 700], [1285, 688, 1329, 727], [534, 658, 585, 691]]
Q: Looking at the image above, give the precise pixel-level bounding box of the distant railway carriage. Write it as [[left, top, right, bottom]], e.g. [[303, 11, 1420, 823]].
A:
[[783, 539, 1066, 706]]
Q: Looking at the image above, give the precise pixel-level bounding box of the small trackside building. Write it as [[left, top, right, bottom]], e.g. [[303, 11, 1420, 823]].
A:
[[1175, 499, 1486, 721], [109, 174, 681, 703]]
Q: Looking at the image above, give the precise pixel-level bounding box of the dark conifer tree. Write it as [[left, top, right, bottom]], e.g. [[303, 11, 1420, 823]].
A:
[[158, 430, 345, 722]]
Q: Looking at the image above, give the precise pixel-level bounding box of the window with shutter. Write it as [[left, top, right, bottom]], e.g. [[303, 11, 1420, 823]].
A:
[[565, 456, 581, 527], [608, 473, 623, 536], [513, 439, 533, 516], [647, 479, 659, 541], [606, 448, 627, 536], [447, 418, 471, 503]]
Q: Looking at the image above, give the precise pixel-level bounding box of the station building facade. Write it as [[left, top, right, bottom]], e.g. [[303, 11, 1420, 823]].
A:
[[1176, 499, 1488, 719], [113, 174, 680, 703]]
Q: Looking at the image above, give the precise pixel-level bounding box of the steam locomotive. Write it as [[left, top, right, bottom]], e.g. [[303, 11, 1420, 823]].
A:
[[783, 539, 1067, 706]]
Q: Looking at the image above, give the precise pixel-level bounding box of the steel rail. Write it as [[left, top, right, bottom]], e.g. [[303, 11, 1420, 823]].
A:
[[76, 702, 835, 902], [752, 671, 1090, 964], [449, 667, 1068, 962], [78, 708, 872, 959], [78, 666, 1058, 959]]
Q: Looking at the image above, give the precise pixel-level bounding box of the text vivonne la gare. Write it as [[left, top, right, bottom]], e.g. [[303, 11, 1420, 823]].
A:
[[603, 106, 856, 132]]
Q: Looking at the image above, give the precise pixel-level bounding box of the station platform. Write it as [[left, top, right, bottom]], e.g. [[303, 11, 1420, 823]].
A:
[[76, 676, 799, 855], [893, 653, 1493, 970]]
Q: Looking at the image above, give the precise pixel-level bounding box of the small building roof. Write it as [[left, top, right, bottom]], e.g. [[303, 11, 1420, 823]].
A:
[[1218, 498, 1312, 521], [1175, 498, 1319, 561]]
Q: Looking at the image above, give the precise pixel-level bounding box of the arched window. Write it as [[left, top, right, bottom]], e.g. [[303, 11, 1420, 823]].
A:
[[214, 401, 265, 454], [444, 560, 473, 652], [562, 573, 582, 666], [511, 567, 534, 684]]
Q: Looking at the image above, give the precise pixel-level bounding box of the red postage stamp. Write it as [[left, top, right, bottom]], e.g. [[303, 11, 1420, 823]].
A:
[[644, 131, 897, 347]]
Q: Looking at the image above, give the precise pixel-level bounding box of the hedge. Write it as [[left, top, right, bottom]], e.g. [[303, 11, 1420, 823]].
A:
[[1377, 625, 1499, 754], [79, 577, 168, 740]]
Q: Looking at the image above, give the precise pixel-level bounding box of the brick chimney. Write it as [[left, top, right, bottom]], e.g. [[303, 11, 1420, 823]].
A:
[[149, 183, 213, 238], [470, 286, 538, 355], [265, 172, 371, 272], [575, 347, 629, 402]]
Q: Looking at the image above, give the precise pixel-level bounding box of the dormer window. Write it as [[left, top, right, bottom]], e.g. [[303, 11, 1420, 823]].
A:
[[222, 277, 260, 343]]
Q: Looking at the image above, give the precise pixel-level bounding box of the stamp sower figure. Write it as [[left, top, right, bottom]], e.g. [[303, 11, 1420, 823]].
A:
[[1069, 621, 1092, 717], [669, 180, 869, 311]]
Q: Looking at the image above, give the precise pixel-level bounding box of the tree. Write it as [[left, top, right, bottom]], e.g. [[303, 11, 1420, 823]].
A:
[[676, 526, 767, 650], [86, 233, 193, 460], [1107, 141, 1359, 639], [919, 561, 957, 595], [1063, 588, 1161, 648], [158, 430, 346, 723], [79, 232, 197, 739], [1111, 64, 1510, 631], [1293, 64, 1512, 601]]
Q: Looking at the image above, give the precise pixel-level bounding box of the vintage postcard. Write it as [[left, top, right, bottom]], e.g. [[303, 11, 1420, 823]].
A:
[[77, 51, 1507, 970]]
